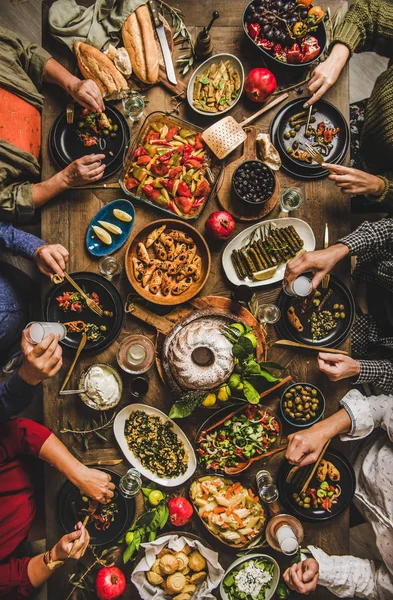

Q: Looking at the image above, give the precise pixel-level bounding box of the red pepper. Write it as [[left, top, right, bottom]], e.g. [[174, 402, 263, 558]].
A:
[[81, 108, 90, 117], [136, 155, 151, 166], [161, 179, 175, 193], [180, 144, 193, 164], [151, 163, 169, 177], [151, 140, 172, 146], [184, 159, 204, 169], [166, 126, 180, 141], [286, 43, 305, 64], [195, 179, 210, 198], [177, 180, 192, 197], [168, 166, 183, 179], [158, 149, 177, 163], [258, 38, 274, 51], [273, 44, 287, 63], [194, 132, 203, 150], [301, 35, 321, 63], [323, 127, 340, 143], [317, 122, 326, 136], [133, 145, 149, 158], [146, 131, 159, 143], [248, 22, 261, 40], [175, 195, 193, 214], [125, 176, 139, 191], [142, 184, 161, 201]]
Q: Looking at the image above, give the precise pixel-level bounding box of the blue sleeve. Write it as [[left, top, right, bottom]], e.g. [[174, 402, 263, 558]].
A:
[[0, 372, 37, 420], [0, 222, 45, 260]]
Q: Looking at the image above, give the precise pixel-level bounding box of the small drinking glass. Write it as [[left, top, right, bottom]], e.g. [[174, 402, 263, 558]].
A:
[[24, 322, 67, 344], [119, 468, 142, 499], [283, 275, 313, 298], [122, 90, 145, 122], [129, 376, 149, 399], [280, 187, 304, 212], [99, 256, 122, 279], [232, 284, 254, 305], [258, 303, 281, 324]]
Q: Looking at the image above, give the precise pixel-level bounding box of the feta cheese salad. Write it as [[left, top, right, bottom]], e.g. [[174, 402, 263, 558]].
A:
[[223, 557, 277, 600]]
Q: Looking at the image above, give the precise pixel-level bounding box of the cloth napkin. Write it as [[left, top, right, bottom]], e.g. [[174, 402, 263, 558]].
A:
[[48, 0, 147, 51]]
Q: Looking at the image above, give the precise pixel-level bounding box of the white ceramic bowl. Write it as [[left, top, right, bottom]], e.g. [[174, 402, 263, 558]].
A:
[[220, 553, 280, 600], [78, 363, 123, 411], [187, 53, 244, 117]]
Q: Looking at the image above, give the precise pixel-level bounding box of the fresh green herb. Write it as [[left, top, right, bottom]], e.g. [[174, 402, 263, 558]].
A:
[[159, 0, 195, 75], [199, 76, 210, 84], [169, 389, 208, 419]]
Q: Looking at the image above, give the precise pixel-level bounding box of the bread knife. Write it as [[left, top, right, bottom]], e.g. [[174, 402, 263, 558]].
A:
[[148, 0, 177, 85]]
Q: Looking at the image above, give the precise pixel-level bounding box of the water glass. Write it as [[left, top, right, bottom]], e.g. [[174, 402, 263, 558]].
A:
[[283, 275, 313, 298], [280, 187, 304, 211], [99, 256, 122, 279], [119, 468, 142, 498], [256, 469, 279, 504], [24, 322, 67, 345], [258, 303, 281, 324], [129, 376, 149, 398], [122, 90, 145, 122], [232, 284, 254, 304]]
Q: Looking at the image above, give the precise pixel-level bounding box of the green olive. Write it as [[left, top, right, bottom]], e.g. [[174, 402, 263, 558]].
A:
[[289, 412, 295, 419], [297, 405, 303, 412], [110, 132, 116, 138], [340, 312, 346, 319], [113, 124, 119, 132], [103, 129, 109, 136], [310, 411, 316, 417], [295, 385, 302, 391], [304, 402, 310, 409], [305, 414, 311, 420], [311, 389, 318, 397], [284, 131, 291, 140], [289, 388, 297, 394], [290, 130, 296, 137], [287, 401, 293, 408], [312, 403, 318, 411], [287, 147, 293, 154], [285, 392, 292, 399], [339, 304, 344, 310], [333, 303, 339, 310]]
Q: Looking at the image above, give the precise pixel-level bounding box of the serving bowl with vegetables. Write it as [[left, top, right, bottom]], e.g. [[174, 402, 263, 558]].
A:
[[220, 554, 280, 600]]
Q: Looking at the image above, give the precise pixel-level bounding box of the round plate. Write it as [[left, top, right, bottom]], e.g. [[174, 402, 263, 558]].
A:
[[222, 217, 316, 288], [113, 403, 197, 487], [125, 219, 211, 306], [45, 272, 123, 353], [50, 105, 128, 168], [275, 273, 355, 348], [86, 199, 135, 257], [187, 53, 244, 117], [220, 554, 280, 600], [280, 382, 325, 428], [276, 98, 349, 170], [57, 468, 135, 547], [277, 449, 355, 522]]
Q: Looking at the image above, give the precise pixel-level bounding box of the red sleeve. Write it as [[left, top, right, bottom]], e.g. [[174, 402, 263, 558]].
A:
[[0, 418, 51, 459], [0, 557, 34, 598]]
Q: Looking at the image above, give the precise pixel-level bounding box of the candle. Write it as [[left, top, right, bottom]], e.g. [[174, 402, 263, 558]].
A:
[[276, 524, 299, 555]]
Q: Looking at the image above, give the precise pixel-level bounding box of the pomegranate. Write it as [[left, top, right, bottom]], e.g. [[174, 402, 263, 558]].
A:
[[205, 211, 235, 241], [168, 497, 193, 527], [95, 567, 126, 600], [244, 68, 277, 103]]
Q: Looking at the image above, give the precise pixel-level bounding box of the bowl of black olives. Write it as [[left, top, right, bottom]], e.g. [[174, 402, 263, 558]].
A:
[[232, 160, 276, 206], [280, 382, 325, 428]]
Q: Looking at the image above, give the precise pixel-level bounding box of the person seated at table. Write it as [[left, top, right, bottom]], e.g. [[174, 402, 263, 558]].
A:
[[0, 417, 115, 599], [283, 388, 393, 599], [304, 0, 393, 207], [284, 218, 393, 394], [0, 221, 68, 419], [0, 25, 107, 224]]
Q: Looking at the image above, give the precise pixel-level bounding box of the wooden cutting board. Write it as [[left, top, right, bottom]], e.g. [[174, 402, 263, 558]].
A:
[[217, 127, 280, 222]]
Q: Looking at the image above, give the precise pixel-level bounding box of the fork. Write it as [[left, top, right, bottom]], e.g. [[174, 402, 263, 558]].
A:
[[303, 142, 324, 166], [66, 103, 75, 124], [64, 272, 103, 317]]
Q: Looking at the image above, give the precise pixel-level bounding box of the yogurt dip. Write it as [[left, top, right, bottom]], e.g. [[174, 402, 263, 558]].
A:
[[80, 364, 122, 410]]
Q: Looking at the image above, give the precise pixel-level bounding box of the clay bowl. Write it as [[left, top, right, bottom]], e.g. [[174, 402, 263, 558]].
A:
[[125, 219, 211, 306]]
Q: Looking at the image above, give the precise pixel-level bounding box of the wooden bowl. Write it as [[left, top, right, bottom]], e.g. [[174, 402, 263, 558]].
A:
[[125, 219, 211, 306]]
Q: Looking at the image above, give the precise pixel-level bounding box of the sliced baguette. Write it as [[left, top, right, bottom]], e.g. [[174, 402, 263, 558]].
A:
[[122, 5, 159, 85], [74, 41, 128, 100]]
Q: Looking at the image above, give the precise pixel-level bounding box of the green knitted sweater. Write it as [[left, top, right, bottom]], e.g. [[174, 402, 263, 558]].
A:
[[333, 0, 393, 203]]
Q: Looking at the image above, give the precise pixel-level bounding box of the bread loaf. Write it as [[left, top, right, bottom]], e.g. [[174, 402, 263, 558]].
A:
[[122, 5, 159, 85], [74, 41, 128, 100]]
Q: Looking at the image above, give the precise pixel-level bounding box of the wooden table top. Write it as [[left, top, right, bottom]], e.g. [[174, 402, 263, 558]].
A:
[[41, 0, 350, 597]]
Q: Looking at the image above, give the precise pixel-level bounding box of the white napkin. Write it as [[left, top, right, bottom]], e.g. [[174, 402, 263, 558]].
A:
[[131, 534, 225, 600]]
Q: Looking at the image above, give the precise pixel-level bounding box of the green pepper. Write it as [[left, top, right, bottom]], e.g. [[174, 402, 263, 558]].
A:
[[153, 178, 163, 189], [132, 166, 148, 181], [150, 122, 162, 133], [179, 128, 194, 138], [320, 481, 329, 490], [317, 489, 326, 498], [144, 143, 157, 157], [155, 194, 169, 207], [168, 152, 181, 166]]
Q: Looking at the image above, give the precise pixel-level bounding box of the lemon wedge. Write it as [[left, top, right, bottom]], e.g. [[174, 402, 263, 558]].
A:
[[92, 226, 112, 245], [113, 208, 132, 222], [98, 220, 122, 235], [252, 266, 278, 281]]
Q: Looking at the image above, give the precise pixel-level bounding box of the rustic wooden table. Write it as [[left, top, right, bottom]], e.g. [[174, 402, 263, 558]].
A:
[[41, 1, 350, 597]]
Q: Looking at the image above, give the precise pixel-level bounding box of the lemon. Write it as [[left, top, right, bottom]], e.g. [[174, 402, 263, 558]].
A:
[[230, 322, 245, 335], [148, 490, 164, 506], [217, 385, 231, 402], [253, 266, 278, 281], [92, 225, 112, 245], [98, 220, 122, 235], [113, 208, 133, 222], [229, 373, 242, 390], [243, 332, 257, 348], [202, 393, 217, 407]]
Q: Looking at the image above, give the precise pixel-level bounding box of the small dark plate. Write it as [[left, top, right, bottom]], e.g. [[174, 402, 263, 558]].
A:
[[275, 273, 355, 348], [232, 160, 276, 206], [277, 449, 355, 522], [57, 468, 135, 547], [280, 382, 325, 428], [45, 271, 123, 353]]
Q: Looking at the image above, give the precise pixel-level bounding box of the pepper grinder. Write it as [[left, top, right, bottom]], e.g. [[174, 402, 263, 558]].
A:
[[195, 11, 220, 60]]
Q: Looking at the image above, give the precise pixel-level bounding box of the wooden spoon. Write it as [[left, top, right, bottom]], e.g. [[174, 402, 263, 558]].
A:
[[225, 443, 288, 476], [59, 332, 87, 393]]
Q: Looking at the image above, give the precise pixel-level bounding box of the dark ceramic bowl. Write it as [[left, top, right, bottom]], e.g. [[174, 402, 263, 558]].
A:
[[232, 159, 276, 206]]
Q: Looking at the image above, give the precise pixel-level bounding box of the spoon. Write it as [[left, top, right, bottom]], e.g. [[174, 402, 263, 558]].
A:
[[224, 443, 288, 476], [59, 389, 87, 395]]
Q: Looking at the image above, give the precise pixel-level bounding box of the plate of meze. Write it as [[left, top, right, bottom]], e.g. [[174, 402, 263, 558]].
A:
[[222, 217, 315, 287], [113, 404, 197, 487]]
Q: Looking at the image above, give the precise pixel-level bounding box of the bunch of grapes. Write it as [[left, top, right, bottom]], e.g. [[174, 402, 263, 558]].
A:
[[245, 0, 309, 45]]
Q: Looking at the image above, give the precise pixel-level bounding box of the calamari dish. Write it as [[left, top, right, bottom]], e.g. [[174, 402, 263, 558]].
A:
[[124, 410, 189, 479], [190, 476, 265, 547], [193, 59, 242, 113], [292, 459, 341, 513], [79, 493, 119, 530], [131, 224, 204, 298], [75, 109, 118, 147], [56, 291, 114, 342], [284, 107, 340, 164]]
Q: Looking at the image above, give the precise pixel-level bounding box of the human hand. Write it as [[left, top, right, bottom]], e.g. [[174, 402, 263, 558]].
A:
[[284, 558, 319, 594], [74, 466, 116, 504], [34, 244, 69, 278], [318, 352, 360, 382], [60, 154, 106, 187], [52, 523, 90, 561], [285, 424, 330, 467], [325, 164, 385, 197], [284, 244, 349, 289], [68, 78, 105, 113], [19, 333, 63, 386], [306, 44, 350, 106]]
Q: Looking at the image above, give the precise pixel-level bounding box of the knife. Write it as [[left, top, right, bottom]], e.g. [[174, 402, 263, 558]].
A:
[[148, 0, 177, 85], [84, 459, 123, 466]]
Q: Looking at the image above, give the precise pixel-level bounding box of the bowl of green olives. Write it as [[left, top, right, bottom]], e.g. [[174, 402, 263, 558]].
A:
[[280, 383, 325, 428]]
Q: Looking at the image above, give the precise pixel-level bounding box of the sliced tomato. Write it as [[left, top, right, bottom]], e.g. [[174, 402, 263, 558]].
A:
[[151, 163, 169, 177]]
